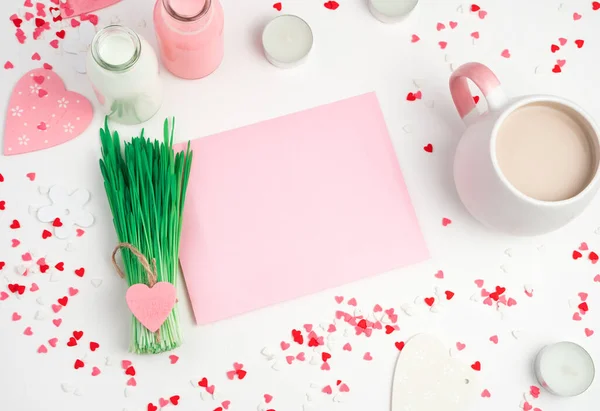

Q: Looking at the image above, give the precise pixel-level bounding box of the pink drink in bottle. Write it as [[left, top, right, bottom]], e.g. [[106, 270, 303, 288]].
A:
[[153, 0, 224, 79]]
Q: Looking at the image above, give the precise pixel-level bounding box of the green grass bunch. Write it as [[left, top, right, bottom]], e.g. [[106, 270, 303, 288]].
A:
[[99, 117, 192, 354]]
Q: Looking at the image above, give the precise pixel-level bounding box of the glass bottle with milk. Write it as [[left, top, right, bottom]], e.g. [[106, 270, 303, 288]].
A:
[[86, 25, 163, 125], [153, 0, 225, 79]]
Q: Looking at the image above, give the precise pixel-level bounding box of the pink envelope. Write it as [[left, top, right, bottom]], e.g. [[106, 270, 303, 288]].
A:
[[178, 93, 428, 324]]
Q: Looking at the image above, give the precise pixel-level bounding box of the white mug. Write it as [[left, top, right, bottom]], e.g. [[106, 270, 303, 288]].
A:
[[449, 62, 600, 235]]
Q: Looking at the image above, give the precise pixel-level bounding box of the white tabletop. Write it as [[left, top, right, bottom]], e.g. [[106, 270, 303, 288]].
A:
[[1, 1, 599, 410]]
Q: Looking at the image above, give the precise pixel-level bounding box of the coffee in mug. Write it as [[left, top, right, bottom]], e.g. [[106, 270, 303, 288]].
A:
[[495, 102, 597, 202], [450, 62, 600, 235]]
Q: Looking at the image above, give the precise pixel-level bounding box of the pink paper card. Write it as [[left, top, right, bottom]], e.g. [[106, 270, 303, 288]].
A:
[[178, 93, 428, 324]]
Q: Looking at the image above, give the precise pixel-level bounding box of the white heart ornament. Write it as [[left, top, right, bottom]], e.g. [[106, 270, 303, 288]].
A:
[[392, 334, 477, 411]]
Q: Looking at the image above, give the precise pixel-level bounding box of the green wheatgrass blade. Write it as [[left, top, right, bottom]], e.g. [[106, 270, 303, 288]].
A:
[[99, 117, 192, 354]]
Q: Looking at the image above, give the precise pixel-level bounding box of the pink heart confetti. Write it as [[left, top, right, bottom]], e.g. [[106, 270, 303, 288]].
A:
[[126, 377, 137, 386], [471, 31, 480, 39], [475, 279, 484, 288], [347, 297, 357, 306], [489, 335, 499, 344], [322, 385, 332, 394], [501, 49, 511, 58], [169, 354, 179, 364], [559, 37, 568, 46], [442, 217, 452, 226], [91, 366, 101, 376], [573, 12, 582, 20], [438, 41, 448, 49], [264, 394, 273, 403], [481, 389, 491, 398], [411, 34, 420, 43], [363, 352, 373, 361], [449, 21, 458, 29], [585, 328, 594, 337], [48, 338, 58, 347], [280, 341, 290, 350], [434, 270, 444, 279], [343, 342, 352, 351], [456, 342, 466, 351], [23, 327, 33, 336], [334, 296, 343, 303], [37, 344, 48, 354]]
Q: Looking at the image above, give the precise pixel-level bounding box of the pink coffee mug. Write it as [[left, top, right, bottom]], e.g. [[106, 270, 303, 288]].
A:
[[449, 62, 600, 235]]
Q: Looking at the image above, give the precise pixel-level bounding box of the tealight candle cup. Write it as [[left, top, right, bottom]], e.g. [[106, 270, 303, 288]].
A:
[[368, 0, 419, 23], [262, 15, 313, 68], [534, 342, 595, 397]]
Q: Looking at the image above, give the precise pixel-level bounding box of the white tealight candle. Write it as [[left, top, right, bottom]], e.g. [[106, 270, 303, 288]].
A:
[[369, 0, 419, 23], [534, 342, 595, 396], [262, 15, 313, 68]]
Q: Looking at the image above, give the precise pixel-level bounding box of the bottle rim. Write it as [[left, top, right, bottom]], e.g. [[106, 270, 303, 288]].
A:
[[162, 0, 212, 22], [91, 25, 141, 72]]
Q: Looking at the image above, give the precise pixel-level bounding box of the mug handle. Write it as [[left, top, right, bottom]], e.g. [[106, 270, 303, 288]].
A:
[[449, 62, 508, 126]]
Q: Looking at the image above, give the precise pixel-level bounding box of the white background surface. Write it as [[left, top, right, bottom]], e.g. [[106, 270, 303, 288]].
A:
[[1, 0, 600, 410]]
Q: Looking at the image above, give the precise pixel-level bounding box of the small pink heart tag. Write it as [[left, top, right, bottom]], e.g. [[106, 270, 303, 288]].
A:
[[4, 68, 93, 156], [125, 282, 177, 333]]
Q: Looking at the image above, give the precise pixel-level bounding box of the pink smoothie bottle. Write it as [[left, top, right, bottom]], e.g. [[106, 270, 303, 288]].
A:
[[153, 0, 224, 79]]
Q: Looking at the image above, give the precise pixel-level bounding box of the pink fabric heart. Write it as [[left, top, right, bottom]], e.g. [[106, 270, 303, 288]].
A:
[[60, 0, 121, 18], [4, 69, 93, 156], [125, 282, 177, 333]]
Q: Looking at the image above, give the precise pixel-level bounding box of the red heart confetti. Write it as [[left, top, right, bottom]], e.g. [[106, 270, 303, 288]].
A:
[[55, 262, 64, 271], [471, 4, 481, 11], [579, 302, 589, 312], [530, 385, 541, 398], [292, 329, 304, 344], [552, 63, 562, 73], [424, 297, 435, 306], [147, 404, 158, 411], [74, 267, 85, 277], [125, 366, 136, 376], [423, 143, 433, 153], [395, 341, 405, 351], [43, 63, 53, 70], [10, 219, 20, 229], [594, 1, 600, 10], [575, 39, 585, 48], [471, 361, 481, 371], [74, 359, 84, 369], [442, 217, 452, 226], [473, 96, 480, 104], [42, 229, 52, 239], [551, 44, 560, 53], [56, 30, 65, 39], [90, 341, 100, 351], [170, 395, 180, 405], [589, 251, 598, 263], [58, 296, 68, 306], [198, 378, 208, 387], [73, 330, 83, 340], [322, 352, 331, 362], [324, 1, 339, 10], [67, 337, 77, 347], [273, 2, 282, 11], [445, 291, 455, 300]]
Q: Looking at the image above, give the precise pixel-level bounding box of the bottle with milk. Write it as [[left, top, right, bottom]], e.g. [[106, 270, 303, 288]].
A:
[[86, 25, 163, 125]]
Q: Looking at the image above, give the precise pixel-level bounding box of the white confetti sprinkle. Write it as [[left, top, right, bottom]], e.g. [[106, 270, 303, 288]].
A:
[[310, 356, 320, 366], [353, 308, 363, 317], [306, 392, 313, 401], [61, 383, 75, 393], [504, 248, 513, 257], [309, 383, 320, 389], [38, 186, 49, 194], [50, 272, 61, 282], [16, 265, 28, 276], [91, 278, 103, 288], [343, 329, 350, 337], [333, 393, 344, 403], [36, 297, 46, 305], [499, 264, 510, 274], [400, 303, 416, 316], [271, 361, 283, 371], [261, 347, 274, 359], [470, 293, 482, 303], [456, 4, 463, 12], [138, 19, 147, 28], [430, 305, 442, 314], [65, 242, 77, 252], [594, 227, 600, 235], [414, 296, 424, 305], [412, 79, 425, 88], [319, 323, 329, 331], [124, 387, 135, 398], [511, 330, 522, 340], [424, 100, 435, 108], [110, 15, 120, 24], [74, 388, 83, 396], [402, 124, 412, 133], [444, 54, 453, 63], [199, 391, 208, 401], [536, 245, 545, 253], [105, 356, 113, 366], [35, 310, 47, 320]]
